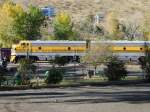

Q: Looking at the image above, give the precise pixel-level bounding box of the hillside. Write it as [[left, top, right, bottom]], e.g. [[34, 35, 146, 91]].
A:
[[12, 0, 150, 24]]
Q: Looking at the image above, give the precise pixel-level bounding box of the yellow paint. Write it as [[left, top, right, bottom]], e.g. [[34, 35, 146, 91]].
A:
[[10, 55, 16, 62], [112, 46, 144, 52], [13, 41, 86, 53]]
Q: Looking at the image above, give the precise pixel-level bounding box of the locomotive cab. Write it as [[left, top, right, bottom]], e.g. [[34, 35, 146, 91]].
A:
[[10, 41, 31, 63]]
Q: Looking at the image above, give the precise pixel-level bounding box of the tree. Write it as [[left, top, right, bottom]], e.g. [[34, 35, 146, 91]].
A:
[[81, 42, 112, 75], [143, 12, 150, 40], [14, 5, 45, 40], [0, 1, 24, 47], [77, 14, 103, 40], [0, 2, 45, 46], [53, 12, 76, 40], [104, 11, 124, 40], [17, 59, 36, 85], [104, 56, 127, 81], [45, 67, 64, 84], [139, 13, 150, 80], [121, 22, 140, 40], [79, 14, 95, 34], [139, 42, 150, 81]]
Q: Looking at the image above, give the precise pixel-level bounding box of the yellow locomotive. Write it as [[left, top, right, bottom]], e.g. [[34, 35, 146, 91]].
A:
[[11, 40, 86, 63], [10, 40, 149, 63]]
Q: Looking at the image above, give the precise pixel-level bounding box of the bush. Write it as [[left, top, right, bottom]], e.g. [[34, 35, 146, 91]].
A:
[[0, 66, 7, 86], [53, 56, 69, 66], [104, 56, 127, 81], [17, 59, 36, 85], [45, 67, 64, 84]]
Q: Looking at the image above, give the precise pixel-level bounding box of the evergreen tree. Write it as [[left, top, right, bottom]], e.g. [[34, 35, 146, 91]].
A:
[[104, 56, 127, 81]]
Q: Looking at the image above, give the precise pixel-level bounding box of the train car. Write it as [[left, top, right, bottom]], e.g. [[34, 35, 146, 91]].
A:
[[10, 40, 150, 63], [0, 48, 11, 61], [10, 40, 86, 63], [96, 40, 149, 62]]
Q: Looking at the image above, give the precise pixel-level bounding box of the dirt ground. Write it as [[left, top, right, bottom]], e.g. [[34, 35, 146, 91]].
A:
[[0, 83, 150, 112]]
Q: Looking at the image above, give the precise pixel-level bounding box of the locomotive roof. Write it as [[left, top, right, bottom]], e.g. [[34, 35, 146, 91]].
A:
[[24, 40, 86, 44], [91, 40, 150, 44], [20, 40, 150, 45], [91, 41, 150, 46]]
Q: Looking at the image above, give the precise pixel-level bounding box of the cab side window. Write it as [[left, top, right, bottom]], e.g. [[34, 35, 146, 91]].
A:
[[21, 43, 29, 48]]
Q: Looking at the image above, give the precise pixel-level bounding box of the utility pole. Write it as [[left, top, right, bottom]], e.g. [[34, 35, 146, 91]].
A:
[[26, 49, 29, 59], [74, 50, 76, 74]]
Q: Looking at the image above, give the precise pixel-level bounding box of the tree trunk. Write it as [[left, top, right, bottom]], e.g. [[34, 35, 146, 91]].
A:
[[94, 66, 97, 76]]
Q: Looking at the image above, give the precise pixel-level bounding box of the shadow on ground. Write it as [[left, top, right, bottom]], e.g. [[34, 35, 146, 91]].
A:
[[0, 82, 150, 104]]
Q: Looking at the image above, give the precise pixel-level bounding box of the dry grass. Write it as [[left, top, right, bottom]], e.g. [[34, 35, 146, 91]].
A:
[[12, 0, 150, 24]]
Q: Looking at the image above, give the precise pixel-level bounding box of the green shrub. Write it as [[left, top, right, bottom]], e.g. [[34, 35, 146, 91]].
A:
[[14, 72, 22, 85], [104, 56, 127, 81], [45, 67, 64, 84]]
